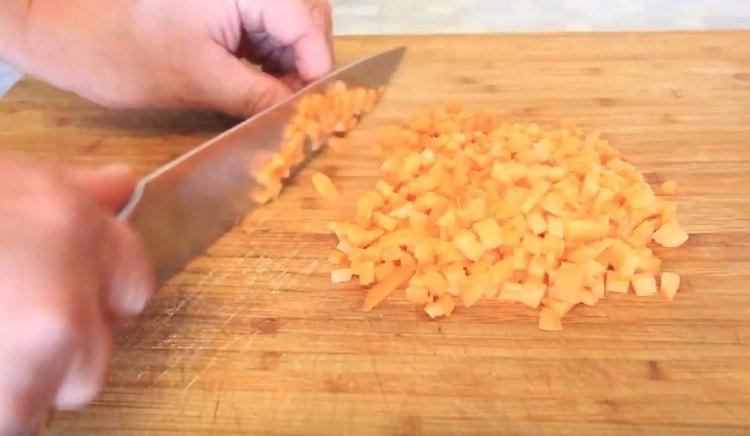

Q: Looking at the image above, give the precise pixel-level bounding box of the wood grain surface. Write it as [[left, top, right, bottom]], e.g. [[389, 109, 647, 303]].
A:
[[1, 32, 749, 435]]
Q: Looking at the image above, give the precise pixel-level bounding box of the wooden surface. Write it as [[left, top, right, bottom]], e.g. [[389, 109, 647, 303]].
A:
[[1, 32, 749, 434]]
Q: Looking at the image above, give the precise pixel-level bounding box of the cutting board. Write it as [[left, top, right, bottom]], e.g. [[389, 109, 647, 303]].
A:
[[1, 32, 749, 434]]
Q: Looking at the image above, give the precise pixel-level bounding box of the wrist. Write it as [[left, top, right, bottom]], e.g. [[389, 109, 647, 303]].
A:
[[0, 0, 32, 66]]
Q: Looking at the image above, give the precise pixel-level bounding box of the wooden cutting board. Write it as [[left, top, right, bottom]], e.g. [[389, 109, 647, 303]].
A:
[[1, 32, 749, 434]]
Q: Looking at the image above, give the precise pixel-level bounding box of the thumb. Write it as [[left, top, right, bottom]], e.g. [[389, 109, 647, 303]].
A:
[[67, 164, 137, 214], [198, 51, 292, 118]]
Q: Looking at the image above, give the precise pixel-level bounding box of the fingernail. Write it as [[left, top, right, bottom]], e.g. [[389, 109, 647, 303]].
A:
[[97, 163, 134, 179], [110, 270, 155, 318]]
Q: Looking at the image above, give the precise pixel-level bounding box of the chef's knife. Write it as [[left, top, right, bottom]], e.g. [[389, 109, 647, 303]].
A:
[[118, 46, 406, 282]]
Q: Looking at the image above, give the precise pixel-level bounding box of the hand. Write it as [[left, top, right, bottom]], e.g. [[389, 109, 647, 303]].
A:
[[0, 158, 154, 435], [8, 0, 333, 118]]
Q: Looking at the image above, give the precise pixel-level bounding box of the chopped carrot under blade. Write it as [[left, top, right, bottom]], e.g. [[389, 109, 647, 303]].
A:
[[251, 81, 385, 204], [327, 103, 688, 330]]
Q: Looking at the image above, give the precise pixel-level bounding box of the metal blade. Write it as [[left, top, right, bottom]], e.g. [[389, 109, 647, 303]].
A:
[[118, 46, 406, 282]]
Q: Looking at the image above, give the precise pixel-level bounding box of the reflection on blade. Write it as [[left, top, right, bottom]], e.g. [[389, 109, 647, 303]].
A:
[[119, 47, 406, 282]]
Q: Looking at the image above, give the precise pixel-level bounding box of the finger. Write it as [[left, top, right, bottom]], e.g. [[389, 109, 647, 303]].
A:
[[0, 305, 76, 435], [97, 217, 155, 320], [196, 49, 292, 118], [67, 164, 137, 214], [54, 312, 111, 410], [239, 0, 334, 81]]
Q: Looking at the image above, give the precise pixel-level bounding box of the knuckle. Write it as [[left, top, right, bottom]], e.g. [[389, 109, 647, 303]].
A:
[[306, 0, 331, 26]]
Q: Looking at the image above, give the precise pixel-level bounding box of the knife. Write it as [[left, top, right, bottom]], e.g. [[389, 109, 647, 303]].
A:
[[117, 46, 406, 283]]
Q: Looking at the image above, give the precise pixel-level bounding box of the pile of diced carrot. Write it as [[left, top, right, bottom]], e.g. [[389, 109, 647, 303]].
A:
[[251, 81, 384, 204], [327, 104, 688, 330]]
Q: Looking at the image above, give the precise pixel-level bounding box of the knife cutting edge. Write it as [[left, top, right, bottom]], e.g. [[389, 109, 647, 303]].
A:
[[118, 46, 407, 283]]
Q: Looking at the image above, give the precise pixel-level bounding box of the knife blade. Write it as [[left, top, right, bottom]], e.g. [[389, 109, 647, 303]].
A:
[[118, 46, 406, 282]]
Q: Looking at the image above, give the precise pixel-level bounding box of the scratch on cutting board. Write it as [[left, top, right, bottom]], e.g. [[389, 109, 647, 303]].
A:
[[370, 358, 396, 421], [212, 394, 221, 423], [219, 253, 263, 327], [240, 331, 260, 353], [300, 258, 321, 275], [366, 317, 395, 420], [183, 338, 236, 390]]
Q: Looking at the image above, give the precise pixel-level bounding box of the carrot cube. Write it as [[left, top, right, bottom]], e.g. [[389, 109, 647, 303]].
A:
[[538, 307, 563, 331], [660, 271, 680, 301]]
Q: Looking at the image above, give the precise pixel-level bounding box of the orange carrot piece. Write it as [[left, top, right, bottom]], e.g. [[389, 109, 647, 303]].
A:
[[328, 250, 345, 266], [538, 307, 563, 331], [331, 268, 353, 284], [439, 294, 457, 316], [374, 261, 397, 282], [660, 271, 680, 301], [362, 263, 416, 312], [632, 273, 657, 297], [326, 105, 688, 331], [653, 221, 689, 248], [312, 172, 339, 200], [660, 180, 677, 195]]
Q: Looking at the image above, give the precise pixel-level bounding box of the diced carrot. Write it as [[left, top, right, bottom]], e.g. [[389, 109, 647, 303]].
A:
[[331, 268, 353, 283], [500, 281, 546, 308], [352, 261, 376, 286], [653, 221, 689, 248], [617, 251, 640, 278], [542, 297, 577, 316], [631, 220, 656, 244], [547, 287, 583, 304], [522, 234, 543, 255], [452, 229, 485, 261], [472, 218, 504, 249], [462, 271, 487, 307], [511, 247, 531, 270], [311, 172, 339, 200], [374, 261, 397, 282], [373, 212, 398, 231], [606, 271, 630, 294], [439, 294, 456, 316], [406, 284, 430, 304], [443, 262, 467, 285], [424, 301, 445, 318], [632, 273, 657, 297], [660, 271, 680, 301], [422, 271, 448, 296], [565, 219, 610, 241], [541, 191, 566, 216], [362, 263, 416, 312], [328, 250, 345, 266], [660, 180, 677, 195], [526, 212, 547, 235], [328, 106, 687, 330], [379, 245, 403, 261], [414, 240, 436, 265], [552, 262, 584, 292], [538, 307, 563, 331], [459, 198, 486, 224]]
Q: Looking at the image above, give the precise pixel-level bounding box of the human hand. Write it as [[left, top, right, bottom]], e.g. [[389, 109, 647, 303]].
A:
[[0, 158, 154, 435], [5, 0, 333, 118]]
